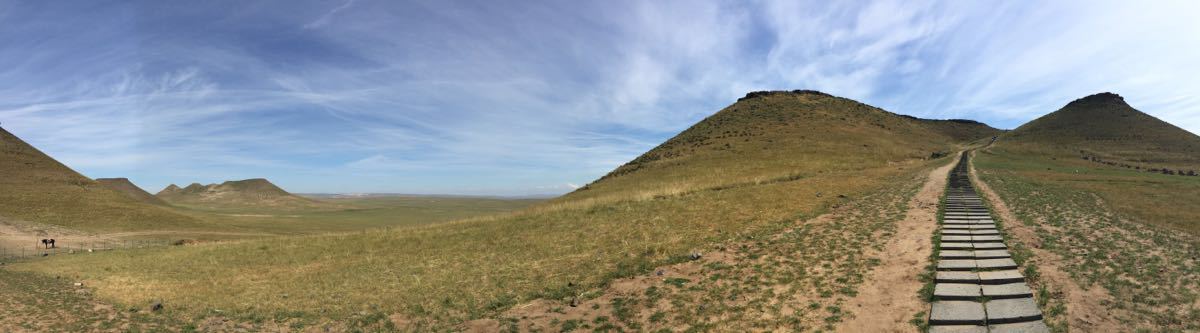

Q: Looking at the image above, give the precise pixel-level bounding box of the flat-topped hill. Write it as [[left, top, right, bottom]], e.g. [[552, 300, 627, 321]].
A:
[[0, 127, 199, 231], [157, 178, 323, 210]]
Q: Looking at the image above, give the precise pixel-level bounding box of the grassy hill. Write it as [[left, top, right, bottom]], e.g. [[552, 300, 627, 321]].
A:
[[156, 178, 328, 211], [0, 127, 201, 232], [565, 90, 999, 203], [95, 178, 170, 206], [1004, 92, 1200, 169], [974, 92, 1200, 330], [20, 90, 998, 330]]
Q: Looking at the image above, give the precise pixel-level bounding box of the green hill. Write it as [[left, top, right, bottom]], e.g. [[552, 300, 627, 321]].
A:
[[0, 127, 200, 231], [95, 178, 170, 206]]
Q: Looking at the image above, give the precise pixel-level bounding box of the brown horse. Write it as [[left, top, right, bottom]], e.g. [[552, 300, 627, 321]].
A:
[[48, 238, 56, 249], [40, 239, 48, 249]]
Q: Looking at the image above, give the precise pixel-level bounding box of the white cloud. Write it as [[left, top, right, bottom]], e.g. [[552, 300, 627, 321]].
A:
[[2, 0, 1199, 195]]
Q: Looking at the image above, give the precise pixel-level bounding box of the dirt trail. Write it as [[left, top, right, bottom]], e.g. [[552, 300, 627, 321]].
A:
[[968, 152, 1124, 332], [835, 153, 958, 332]]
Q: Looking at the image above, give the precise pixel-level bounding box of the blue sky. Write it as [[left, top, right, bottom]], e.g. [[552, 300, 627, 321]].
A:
[[2, 1, 1199, 195]]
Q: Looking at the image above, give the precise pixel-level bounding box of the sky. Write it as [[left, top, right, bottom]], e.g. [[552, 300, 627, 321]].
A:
[[2, 1, 1199, 196]]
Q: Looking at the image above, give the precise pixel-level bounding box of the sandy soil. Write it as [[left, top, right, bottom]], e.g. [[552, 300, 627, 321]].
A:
[[835, 154, 957, 332], [968, 152, 1125, 332]]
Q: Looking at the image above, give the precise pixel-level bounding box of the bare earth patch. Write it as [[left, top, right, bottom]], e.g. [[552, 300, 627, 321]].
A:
[[835, 154, 958, 332]]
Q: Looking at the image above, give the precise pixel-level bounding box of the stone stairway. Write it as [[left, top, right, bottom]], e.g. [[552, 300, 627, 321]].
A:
[[928, 153, 1049, 333]]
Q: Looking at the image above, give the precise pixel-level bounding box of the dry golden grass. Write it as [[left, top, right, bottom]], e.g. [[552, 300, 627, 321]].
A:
[[13, 91, 996, 330], [975, 147, 1200, 331], [0, 127, 202, 232]]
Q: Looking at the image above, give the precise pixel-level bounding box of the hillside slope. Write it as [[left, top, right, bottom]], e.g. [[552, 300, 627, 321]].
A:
[[1005, 92, 1200, 169], [95, 178, 170, 206], [975, 92, 1200, 330], [566, 90, 1000, 202], [0, 127, 200, 231], [156, 178, 323, 211], [21, 90, 1001, 331]]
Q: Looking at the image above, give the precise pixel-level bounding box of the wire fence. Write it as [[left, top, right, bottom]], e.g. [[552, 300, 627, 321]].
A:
[[0, 239, 175, 262]]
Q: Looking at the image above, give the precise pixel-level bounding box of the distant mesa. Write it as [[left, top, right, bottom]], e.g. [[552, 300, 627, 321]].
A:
[[156, 178, 319, 209], [96, 178, 170, 206]]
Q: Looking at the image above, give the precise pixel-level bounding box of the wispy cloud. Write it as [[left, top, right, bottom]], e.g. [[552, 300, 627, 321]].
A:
[[304, 0, 356, 30], [1, 0, 1198, 195]]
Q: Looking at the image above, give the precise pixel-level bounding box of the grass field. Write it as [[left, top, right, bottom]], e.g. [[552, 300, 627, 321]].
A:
[[180, 195, 545, 235], [12, 91, 993, 330], [978, 145, 1200, 234], [974, 146, 1200, 331]]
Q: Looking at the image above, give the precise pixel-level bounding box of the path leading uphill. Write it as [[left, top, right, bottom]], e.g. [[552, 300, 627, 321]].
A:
[[837, 151, 958, 332], [928, 152, 1048, 332]]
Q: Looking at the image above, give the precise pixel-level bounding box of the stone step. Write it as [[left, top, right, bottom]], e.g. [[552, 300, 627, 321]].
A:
[[978, 270, 1025, 285], [944, 220, 995, 225], [972, 235, 1004, 242], [943, 235, 973, 242], [934, 283, 982, 301], [937, 259, 976, 271], [939, 250, 1011, 260], [930, 301, 987, 325], [972, 242, 1006, 250], [944, 217, 994, 221], [989, 321, 1050, 333], [940, 242, 975, 250], [982, 283, 1034, 299], [939, 250, 975, 259], [985, 298, 1043, 324], [973, 249, 1010, 259], [935, 271, 979, 284], [976, 258, 1018, 270], [944, 225, 997, 231], [929, 325, 988, 333]]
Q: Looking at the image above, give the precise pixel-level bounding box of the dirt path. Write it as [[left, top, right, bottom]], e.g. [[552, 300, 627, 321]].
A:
[[968, 152, 1124, 332], [835, 153, 958, 332]]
